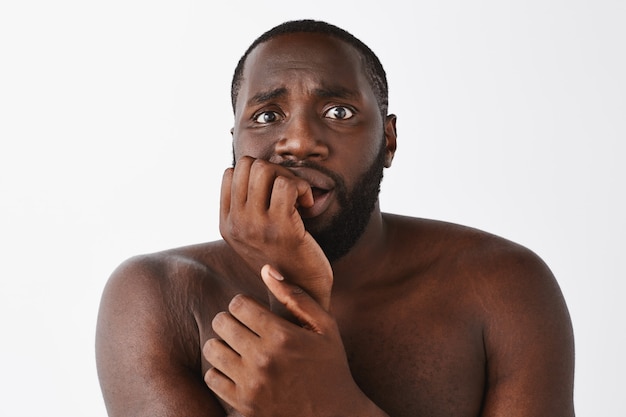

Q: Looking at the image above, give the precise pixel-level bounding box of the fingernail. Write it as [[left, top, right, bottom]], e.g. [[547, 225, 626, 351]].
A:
[[265, 265, 284, 281]]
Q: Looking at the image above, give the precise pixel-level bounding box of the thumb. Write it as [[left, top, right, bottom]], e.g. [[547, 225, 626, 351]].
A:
[[261, 264, 329, 334]]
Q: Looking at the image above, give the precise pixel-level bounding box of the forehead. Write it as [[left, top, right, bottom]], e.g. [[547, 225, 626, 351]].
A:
[[238, 33, 371, 107]]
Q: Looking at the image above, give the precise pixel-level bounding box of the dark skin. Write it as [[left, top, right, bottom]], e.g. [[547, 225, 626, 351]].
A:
[[96, 33, 575, 417]]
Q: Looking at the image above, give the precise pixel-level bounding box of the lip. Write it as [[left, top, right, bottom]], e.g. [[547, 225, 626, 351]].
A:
[[298, 188, 334, 218], [287, 167, 336, 218]]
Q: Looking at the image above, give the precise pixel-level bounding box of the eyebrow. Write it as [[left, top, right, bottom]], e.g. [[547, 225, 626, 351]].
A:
[[246, 85, 360, 107], [312, 86, 359, 100], [247, 88, 287, 107]]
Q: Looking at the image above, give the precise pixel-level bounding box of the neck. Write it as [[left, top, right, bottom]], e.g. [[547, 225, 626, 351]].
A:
[[330, 203, 389, 292]]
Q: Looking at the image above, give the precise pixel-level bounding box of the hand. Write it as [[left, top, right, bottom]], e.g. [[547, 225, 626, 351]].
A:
[[203, 265, 387, 417], [220, 156, 332, 310]]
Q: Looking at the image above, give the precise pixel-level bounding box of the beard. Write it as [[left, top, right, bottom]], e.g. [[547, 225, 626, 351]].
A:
[[233, 139, 387, 263], [293, 141, 386, 263]]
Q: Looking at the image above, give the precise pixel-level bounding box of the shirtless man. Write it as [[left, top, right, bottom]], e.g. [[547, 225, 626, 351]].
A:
[[96, 20, 575, 417]]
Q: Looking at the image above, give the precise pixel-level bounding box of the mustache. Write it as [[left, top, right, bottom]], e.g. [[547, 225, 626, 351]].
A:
[[278, 159, 345, 191], [231, 151, 348, 200], [278, 160, 349, 207]]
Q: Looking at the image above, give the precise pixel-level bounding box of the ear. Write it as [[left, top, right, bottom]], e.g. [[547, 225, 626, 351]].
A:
[[230, 128, 236, 167], [383, 114, 397, 168]]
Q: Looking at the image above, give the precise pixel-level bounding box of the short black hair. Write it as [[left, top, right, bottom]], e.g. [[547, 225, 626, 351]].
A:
[[231, 19, 389, 119]]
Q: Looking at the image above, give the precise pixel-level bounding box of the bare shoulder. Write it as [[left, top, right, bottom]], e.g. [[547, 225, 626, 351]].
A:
[[97, 241, 235, 355], [96, 240, 242, 417], [385, 213, 572, 337], [384, 214, 575, 416], [384, 213, 574, 340], [385, 213, 563, 289], [99, 240, 247, 315]]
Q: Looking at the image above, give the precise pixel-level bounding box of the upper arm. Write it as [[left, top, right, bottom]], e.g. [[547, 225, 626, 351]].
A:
[[96, 256, 224, 417], [478, 247, 575, 416]]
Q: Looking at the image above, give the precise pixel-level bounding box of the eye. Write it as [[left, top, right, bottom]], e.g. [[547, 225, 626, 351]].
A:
[[254, 111, 281, 124], [324, 106, 354, 120]]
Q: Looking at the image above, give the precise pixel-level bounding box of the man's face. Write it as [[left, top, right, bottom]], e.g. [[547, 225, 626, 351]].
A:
[[231, 32, 396, 261]]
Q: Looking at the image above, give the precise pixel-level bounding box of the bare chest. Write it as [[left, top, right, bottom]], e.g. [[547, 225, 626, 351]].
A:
[[333, 289, 486, 417], [193, 267, 487, 417]]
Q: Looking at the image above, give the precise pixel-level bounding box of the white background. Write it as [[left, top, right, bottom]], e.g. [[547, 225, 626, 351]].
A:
[[1, 1, 624, 416]]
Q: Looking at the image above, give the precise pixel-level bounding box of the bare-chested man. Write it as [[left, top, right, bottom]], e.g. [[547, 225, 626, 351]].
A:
[[96, 20, 575, 417]]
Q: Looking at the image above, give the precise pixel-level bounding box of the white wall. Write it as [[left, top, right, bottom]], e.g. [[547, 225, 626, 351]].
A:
[[1, 1, 623, 415]]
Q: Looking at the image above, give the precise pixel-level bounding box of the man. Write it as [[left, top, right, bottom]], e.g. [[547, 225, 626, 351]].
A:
[[96, 20, 575, 417]]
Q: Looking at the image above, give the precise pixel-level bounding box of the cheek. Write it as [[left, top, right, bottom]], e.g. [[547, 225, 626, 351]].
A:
[[338, 134, 384, 172], [232, 135, 274, 161]]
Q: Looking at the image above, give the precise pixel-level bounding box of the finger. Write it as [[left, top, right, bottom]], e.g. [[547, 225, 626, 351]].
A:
[[260, 264, 332, 333], [202, 338, 241, 383], [269, 175, 307, 217], [259, 161, 313, 209], [294, 177, 314, 208], [230, 156, 254, 208], [204, 367, 237, 406], [271, 164, 314, 208], [220, 167, 234, 221], [247, 159, 279, 211], [226, 292, 290, 338], [211, 310, 259, 356]]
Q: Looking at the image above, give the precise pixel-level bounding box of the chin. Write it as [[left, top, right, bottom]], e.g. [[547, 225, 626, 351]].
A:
[[302, 216, 330, 238]]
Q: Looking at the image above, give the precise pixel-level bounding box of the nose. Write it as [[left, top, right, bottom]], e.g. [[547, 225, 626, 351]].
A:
[[274, 112, 329, 162]]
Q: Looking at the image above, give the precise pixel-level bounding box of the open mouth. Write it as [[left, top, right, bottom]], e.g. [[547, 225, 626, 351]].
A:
[[299, 187, 334, 218], [311, 187, 330, 202], [286, 167, 336, 218]]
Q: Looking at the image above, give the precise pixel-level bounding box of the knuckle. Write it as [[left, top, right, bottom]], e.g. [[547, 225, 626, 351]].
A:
[[273, 175, 291, 188], [295, 177, 309, 189], [273, 176, 299, 197], [222, 215, 269, 242], [224, 221, 246, 242], [271, 328, 294, 350], [250, 158, 269, 172], [220, 219, 235, 236], [232, 223, 245, 238], [256, 352, 271, 369], [284, 286, 306, 306], [254, 350, 274, 371], [247, 377, 264, 396], [238, 155, 255, 165]]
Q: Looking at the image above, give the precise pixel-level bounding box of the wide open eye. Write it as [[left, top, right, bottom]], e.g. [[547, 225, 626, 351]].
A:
[[254, 111, 281, 124], [324, 106, 354, 120]]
